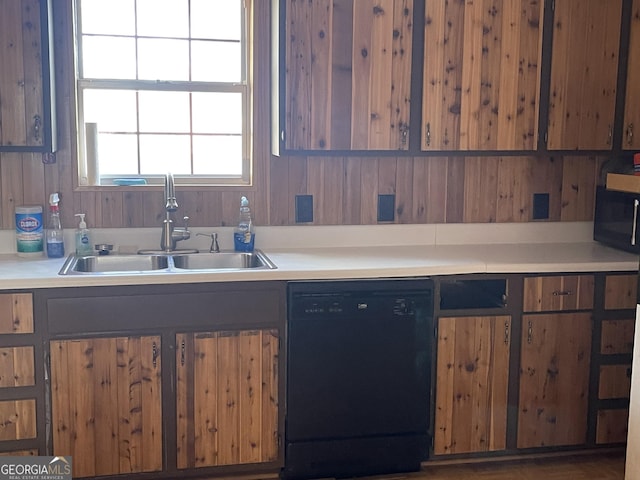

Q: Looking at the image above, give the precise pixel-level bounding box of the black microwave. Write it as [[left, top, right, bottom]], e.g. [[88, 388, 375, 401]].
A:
[[594, 185, 640, 253]]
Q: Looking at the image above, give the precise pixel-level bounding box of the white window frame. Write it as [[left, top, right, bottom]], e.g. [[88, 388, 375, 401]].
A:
[[74, 0, 252, 187]]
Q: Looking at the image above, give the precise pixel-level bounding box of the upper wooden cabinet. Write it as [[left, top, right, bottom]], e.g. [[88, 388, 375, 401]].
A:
[[623, 0, 640, 150], [273, 0, 413, 153], [546, 0, 622, 150], [422, 0, 544, 151], [0, 0, 56, 152]]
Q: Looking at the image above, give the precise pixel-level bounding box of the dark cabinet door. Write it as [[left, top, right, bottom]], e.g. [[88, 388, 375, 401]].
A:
[[0, 0, 56, 152]]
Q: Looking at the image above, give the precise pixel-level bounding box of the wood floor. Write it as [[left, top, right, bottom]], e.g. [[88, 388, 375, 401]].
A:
[[351, 452, 626, 480]]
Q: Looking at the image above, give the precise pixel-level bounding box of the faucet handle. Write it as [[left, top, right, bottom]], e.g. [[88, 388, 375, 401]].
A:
[[197, 232, 220, 253], [182, 216, 190, 230]]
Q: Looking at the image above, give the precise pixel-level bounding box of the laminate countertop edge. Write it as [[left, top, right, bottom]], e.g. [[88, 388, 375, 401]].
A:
[[0, 242, 636, 290]]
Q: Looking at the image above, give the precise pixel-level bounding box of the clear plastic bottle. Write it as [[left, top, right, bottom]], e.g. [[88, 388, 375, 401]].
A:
[[46, 193, 65, 258], [233, 196, 255, 252]]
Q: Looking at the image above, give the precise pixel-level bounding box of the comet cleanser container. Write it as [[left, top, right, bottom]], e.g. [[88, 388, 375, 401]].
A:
[[15, 205, 43, 256]]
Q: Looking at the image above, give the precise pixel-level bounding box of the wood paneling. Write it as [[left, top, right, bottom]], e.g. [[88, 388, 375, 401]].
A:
[[0, 346, 34, 387], [599, 364, 632, 399], [0, 293, 33, 334], [176, 329, 279, 469], [518, 313, 592, 448], [0, 2, 611, 230], [50, 336, 163, 478], [423, 0, 543, 151], [547, 0, 622, 150], [434, 316, 510, 455], [523, 275, 594, 312], [597, 409, 629, 445], [0, 399, 36, 441], [604, 274, 638, 310], [624, 0, 640, 150], [601, 319, 635, 355]]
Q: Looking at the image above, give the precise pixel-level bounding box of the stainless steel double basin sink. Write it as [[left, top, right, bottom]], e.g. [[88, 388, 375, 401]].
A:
[[58, 250, 276, 275]]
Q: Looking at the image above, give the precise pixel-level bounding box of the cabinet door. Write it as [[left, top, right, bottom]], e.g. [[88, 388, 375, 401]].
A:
[[546, 0, 622, 150], [50, 336, 162, 478], [434, 316, 511, 455], [604, 274, 638, 310], [623, 0, 640, 150], [0, 0, 55, 151], [523, 275, 594, 312], [518, 313, 592, 448], [279, 0, 412, 152], [176, 329, 279, 469], [422, 0, 543, 151]]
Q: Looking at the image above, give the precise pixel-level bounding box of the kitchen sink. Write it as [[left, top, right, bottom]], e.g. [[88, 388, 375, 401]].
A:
[[58, 250, 276, 275]]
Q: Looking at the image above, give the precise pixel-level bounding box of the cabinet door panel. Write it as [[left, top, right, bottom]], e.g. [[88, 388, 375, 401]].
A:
[[523, 275, 594, 312], [50, 336, 162, 478], [434, 316, 510, 455], [176, 329, 279, 469], [0, 346, 34, 387], [0, 399, 36, 441], [283, 0, 412, 151], [518, 313, 591, 448], [599, 364, 632, 399], [422, 0, 543, 150], [601, 319, 635, 355], [596, 409, 629, 444], [604, 274, 638, 310], [623, 0, 640, 150], [547, 0, 622, 150], [0, 293, 33, 334]]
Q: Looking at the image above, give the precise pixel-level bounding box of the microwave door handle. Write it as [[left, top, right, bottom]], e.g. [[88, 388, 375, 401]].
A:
[[633, 199, 639, 246]]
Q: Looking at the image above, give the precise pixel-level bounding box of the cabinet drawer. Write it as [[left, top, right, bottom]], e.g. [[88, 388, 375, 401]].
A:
[[0, 399, 36, 441], [604, 274, 637, 310], [523, 276, 594, 312], [596, 409, 629, 444], [599, 364, 632, 399], [0, 346, 34, 387], [0, 294, 33, 334], [601, 319, 635, 354]]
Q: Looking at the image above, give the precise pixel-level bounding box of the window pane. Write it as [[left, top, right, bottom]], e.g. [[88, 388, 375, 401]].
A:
[[192, 92, 242, 134], [82, 36, 136, 79], [139, 135, 191, 174], [137, 38, 190, 81], [193, 135, 242, 175], [191, 41, 241, 82], [96, 134, 139, 175], [83, 90, 138, 132], [139, 91, 190, 133], [137, 0, 189, 38], [191, 0, 241, 40], [80, 0, 135, 35]]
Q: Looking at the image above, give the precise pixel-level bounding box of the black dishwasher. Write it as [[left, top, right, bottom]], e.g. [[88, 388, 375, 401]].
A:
[[283, 279, 433, 480]]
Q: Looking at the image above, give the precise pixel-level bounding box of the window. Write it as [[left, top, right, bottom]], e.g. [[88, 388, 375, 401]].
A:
[[75, 0, 250, 186]]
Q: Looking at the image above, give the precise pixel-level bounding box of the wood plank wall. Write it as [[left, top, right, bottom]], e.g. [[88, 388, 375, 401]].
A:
[[0, 1, 608, 230]]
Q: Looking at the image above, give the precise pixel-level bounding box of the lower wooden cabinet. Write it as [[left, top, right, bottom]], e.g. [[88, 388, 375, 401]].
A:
[[0, 292, 40, 456], [50, 336, 163, 478], [0, 399, 36, 442], [434, 316, 511, 455], [517, 313, 592, 448], [176, 329, 279, 469]]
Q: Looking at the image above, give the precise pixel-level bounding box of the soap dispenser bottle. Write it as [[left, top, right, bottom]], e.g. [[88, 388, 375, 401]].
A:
[[234, 196, 255, 252], [74, 213, 93, 256]]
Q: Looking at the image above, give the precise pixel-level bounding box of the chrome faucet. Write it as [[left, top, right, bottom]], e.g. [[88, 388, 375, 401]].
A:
[[160, 173, 191, 251]]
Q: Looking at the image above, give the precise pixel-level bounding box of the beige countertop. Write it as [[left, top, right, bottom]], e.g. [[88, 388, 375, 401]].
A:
[[0, 240, 636, 290]]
